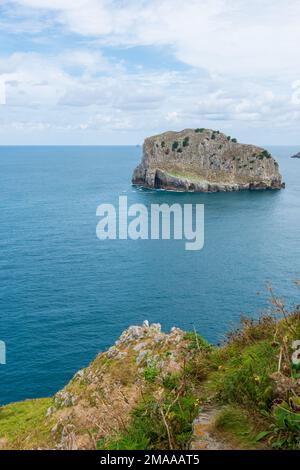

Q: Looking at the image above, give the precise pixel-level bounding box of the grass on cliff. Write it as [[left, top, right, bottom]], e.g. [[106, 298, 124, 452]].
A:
[[189, 300, 300, 450], [212, 406, 264, 449], [1, 288, 300, 451], [98, 331, 214, 450], [167, 170, 207, 182], [97, 385, 199, 451], [0, 398, 54, 450], [99, 286, 300, 450]]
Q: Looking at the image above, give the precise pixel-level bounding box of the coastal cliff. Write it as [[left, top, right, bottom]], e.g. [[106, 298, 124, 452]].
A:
[[0, 310, 299, 451], [132, 129, 284, 192]]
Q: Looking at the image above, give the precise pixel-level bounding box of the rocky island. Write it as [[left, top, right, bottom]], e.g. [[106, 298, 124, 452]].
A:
[[132, 128, 284, 192], [291, 152, 300, 158]]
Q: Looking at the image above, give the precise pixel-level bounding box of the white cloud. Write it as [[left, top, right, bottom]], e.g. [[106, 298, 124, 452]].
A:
[[292, 80, 300, 105], [9, 0, 300, 78], [166, 111, 180, 123], [1, 1, 300, 143], [0, 47, 300, 143], [0, 77, 6, 105]]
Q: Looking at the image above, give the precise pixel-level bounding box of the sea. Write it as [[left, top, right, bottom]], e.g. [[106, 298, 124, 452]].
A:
[[0, 145, 299, 405]]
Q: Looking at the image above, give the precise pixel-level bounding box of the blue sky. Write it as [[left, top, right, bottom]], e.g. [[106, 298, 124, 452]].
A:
[[0, 0, 300, 145]]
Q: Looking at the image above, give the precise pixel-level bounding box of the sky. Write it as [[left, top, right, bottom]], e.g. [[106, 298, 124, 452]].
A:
[[0, 0, 300, 145]]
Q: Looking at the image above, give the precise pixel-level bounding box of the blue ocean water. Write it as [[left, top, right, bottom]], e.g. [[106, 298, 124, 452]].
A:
[[0, 145, 299, 405]]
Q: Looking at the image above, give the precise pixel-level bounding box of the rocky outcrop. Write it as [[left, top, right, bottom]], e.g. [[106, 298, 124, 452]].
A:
[[291, 152, 300, 158], [1, 311, 300, 450], [132, 128, 285, 192], [46, 322, 190, 450]]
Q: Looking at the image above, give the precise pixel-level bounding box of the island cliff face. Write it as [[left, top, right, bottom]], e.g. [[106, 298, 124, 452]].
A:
[[132, 128, 284, 192], [291, 152, 300, 158]]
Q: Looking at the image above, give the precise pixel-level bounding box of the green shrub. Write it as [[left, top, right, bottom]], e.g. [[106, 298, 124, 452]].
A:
[[261, 150, 271, 158], [144, 365, 159, 383], [183, 137, 189, 147], [98, 386, 198, 450], [258, 150, 272, 160], [162, 373, 181, 390], [172, 141, 179, 151], [260, 403, 300, 449], [97, 399, 155, 450], [184, 331, 213, 352], [212, 341, 277, 410]]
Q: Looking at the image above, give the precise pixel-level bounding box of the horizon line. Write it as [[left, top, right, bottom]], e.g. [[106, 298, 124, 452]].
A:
[[0, 144, 298, 148]]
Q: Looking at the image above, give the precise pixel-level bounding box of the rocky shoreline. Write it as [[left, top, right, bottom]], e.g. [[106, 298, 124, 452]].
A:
[[132, 128, 285, 192]]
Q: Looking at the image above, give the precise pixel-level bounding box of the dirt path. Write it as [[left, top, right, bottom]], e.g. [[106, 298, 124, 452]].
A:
[[190, 408, 232, 450]]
